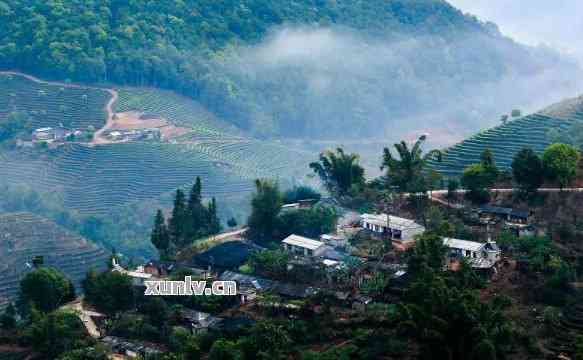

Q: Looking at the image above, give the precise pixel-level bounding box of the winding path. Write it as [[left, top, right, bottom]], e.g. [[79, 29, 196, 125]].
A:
[[0, 70, 118, 145], [92, 88, 118, 144]]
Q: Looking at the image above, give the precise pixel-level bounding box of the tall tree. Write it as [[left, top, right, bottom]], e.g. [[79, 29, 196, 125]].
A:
[[24, 310, 91, 359], [309, 148, 365, 196], [512, 148, 544, 195], [461, 149, 499, 204], [406, 232, 448, 276], [82, 270, 134, 315], [186, 177, 205, 239], [381, 135, 441, 193], [169, 189, 187, 246], [446, 179, 459, 203], [206, 197, 221, 235], [542, 143, 580, 190], [151, 209, 170, 259], [461, 163, 491, 204], [247, 179, 282, 245], [480, 148, 499, 185], [19, 267, 75, 313]]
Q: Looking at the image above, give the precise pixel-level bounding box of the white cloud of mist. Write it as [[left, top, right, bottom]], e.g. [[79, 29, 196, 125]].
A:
[[224, 26, 583, 146]]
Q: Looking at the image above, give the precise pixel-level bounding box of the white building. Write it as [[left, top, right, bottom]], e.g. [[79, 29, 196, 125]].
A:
[[360, 213, 425, 241], [442, 238, 501, 269], [282, 234, 325, 257], [112, 260, 153, 286], [33, 127, 55, 141]]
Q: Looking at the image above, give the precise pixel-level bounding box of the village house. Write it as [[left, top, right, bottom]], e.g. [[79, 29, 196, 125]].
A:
[[280, 199, 318, 212], [219, 270, 318, 301], [360, 213, 425, 248], [442, 238, 501, 270], [111, 259, 154, 286], [505, 223, 536, 238], [180, 309, 222, 335], [32, 127, 70, 143], [107, 128, 162, 142], [143, 260, 175, 277], [101, 336, 161, 358], [282, 234, 326, 257], [477, 205, 532, 224]]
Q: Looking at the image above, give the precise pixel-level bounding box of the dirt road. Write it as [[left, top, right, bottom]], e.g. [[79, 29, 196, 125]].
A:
[[62, 299, 102, 338], [0, 70, 119, 145], [92, 88, 118, 144]]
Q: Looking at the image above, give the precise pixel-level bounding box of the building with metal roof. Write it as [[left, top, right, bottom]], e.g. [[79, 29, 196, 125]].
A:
[[282, 234, 325, 256], [443, 238, 501, 269], [360, 213, 425, 241]]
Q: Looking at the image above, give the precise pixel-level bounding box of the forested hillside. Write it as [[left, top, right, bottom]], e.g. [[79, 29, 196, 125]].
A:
[[0, 0, 580, 140]]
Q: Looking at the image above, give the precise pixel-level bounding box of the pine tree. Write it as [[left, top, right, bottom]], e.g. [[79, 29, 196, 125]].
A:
[[207, 197, 221, 235], [247, 180, 282, 245], [151, 209, 170, 259], [169, 189, 187, 247], [186, 177, 205, 240]]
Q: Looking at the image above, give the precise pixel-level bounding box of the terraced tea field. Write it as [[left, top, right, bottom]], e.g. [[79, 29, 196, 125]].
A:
[[0, 72, 110, 130], [0, 73, 312, 215], [0, 143, 259, 215], [185, 139, 308, 179], [114, 88, 242, 138], [427, 113, 575, 177], [0, 212, 109, 310]]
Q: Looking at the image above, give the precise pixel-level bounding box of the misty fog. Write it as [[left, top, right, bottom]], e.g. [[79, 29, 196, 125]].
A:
[[218, 26, 583, 147]]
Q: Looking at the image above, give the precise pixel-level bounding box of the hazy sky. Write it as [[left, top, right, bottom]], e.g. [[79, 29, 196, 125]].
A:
[[448, 0, 583, 60]]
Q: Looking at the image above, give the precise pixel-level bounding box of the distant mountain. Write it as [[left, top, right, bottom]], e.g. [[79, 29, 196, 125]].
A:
[[0, 0, 580, 140]]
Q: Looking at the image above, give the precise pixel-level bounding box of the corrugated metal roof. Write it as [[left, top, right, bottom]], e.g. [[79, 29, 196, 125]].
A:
[[282, 234, 324, 250], [360, 213, 425, 231], [443, 238, 485, 252]]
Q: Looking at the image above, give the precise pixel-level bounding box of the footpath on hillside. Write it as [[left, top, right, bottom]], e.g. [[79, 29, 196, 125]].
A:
[[0, 70, 118, 145]]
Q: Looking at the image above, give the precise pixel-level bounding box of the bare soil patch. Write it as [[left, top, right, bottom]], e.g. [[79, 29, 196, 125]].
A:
[[100, 111, 190, 142], [111, 111, 167, 129]]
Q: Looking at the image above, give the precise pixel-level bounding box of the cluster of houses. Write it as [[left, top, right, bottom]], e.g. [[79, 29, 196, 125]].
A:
[[95, 202, 537, 358], [106, 128, 161, 142], [279, 212, 503, 272], [101, 337, 161, 358], [31, 126, 90, 144], [475, 205, 536, 238]]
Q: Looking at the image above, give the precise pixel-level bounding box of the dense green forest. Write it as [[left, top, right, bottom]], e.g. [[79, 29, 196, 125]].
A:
[[1, 0, 579, 139], [0, 0, 486, 82]]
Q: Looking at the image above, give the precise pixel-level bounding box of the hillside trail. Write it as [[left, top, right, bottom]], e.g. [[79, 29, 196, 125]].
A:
[[92, 88, 118, 144], [0, 70, 118, 145]]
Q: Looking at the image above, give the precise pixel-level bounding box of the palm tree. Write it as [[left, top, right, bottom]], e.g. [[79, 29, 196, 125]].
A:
[[309, 147, 365, 196], [381, 135, 441, 193]]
